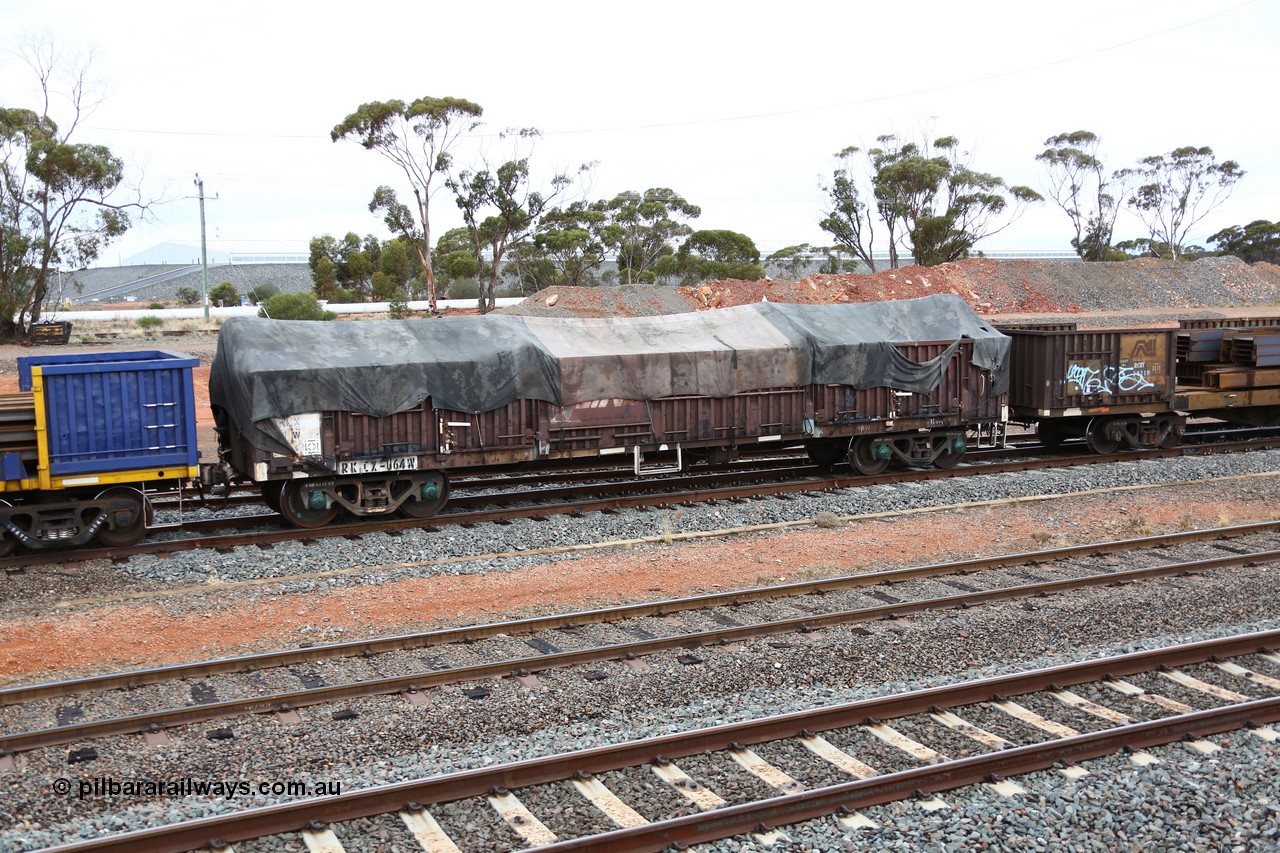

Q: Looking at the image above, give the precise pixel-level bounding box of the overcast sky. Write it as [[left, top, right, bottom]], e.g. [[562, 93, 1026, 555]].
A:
[[1, 0, 1273, 267]]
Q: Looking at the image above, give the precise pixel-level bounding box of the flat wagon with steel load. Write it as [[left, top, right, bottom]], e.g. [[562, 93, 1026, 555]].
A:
[[0, 350, 201, 551], [208, 295, 1012, 528]]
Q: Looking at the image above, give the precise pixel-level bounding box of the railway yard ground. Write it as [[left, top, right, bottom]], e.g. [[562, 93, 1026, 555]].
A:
[[2, 259, 1280, 850]]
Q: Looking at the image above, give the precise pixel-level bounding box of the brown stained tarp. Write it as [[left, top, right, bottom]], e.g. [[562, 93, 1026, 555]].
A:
[[210, 294, 1009, 457]]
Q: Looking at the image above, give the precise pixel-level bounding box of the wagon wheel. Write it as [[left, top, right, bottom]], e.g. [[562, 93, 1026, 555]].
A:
[[1084, 418, 1121, 455], [277, 480, 338, 529], [1160, 421, 1183, 449], [260, 481, 284, 514], [804, 440, 844, 467], [93, 487, 152, 547], [933, 443, 965, 469], [848, 436, 890, 476], [0, 500, 17, 556], [1037, 423, 1067, 453], [399, 472, 450, 519]]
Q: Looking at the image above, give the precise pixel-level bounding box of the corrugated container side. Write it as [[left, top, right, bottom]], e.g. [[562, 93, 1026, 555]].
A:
[[17, 350, 200, 475], [1005, 329, 1176, 413]]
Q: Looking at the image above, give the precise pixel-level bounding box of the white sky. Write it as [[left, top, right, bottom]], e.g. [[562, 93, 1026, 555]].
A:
[[1, 0, 1274, 267]]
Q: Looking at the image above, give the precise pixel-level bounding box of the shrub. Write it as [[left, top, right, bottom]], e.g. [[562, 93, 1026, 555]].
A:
[[148, 302, 165, 310], [137, 315, 164, 330], [208, 281, 238, 307], [259, 292, 336, 321], [446, 278, 480, 300], [387, 289, 413, 319], [175, 286, 201, 305], [246, 282, 280, 304]]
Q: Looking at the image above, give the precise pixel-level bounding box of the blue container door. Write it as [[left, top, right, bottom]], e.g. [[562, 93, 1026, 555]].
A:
[[44, 365, 197, 476]]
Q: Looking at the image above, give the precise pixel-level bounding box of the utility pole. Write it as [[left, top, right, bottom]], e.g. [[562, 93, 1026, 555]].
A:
[[194, 173, 210, 321]]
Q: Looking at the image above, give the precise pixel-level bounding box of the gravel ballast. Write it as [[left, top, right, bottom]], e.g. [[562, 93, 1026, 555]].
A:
[[1, 450, 1278, 851]]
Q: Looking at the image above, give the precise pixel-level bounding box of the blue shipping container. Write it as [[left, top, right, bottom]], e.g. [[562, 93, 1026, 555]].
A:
[[17, 350, 200, 476]]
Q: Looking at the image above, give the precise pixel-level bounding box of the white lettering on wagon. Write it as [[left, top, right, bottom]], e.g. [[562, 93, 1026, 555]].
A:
[[272, 413, 322, 456]]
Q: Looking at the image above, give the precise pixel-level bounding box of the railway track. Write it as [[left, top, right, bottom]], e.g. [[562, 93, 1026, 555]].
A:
[[34, 629, 1280, 852], [6, 426, 1280, 573], [4, 521, 1277, 758]]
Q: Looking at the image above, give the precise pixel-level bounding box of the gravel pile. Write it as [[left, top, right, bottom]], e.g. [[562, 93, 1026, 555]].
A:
[[64, 257, 1280, 321]]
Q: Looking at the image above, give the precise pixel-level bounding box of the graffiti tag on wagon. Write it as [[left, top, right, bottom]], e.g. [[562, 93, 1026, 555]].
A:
[[1065, 333, 1169, 397], [1065, 361, 1157, 396]]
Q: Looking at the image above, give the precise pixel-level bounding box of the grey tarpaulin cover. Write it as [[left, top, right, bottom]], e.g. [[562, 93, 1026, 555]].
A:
[[210, 294, 1009, 455]]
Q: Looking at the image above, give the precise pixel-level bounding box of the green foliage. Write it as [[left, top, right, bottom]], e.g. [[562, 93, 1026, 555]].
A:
[[523, 200, 608, 288], [246, 282, 280, 304], [1118, 146, 1245, 260], [598, 189, 700, 284], [675, 230, 765, 284], [333, 96, 484, 309], [768, 244, 859, 277], [136, 315, 163, 329], [312, 254, 338, 301], [387, 289, 412, 319], [1036, 130, 1123, 261], [208, 281, 238, 306], [259, 292, 336, 321], [371, 270, 400, 302], [445, 278, 481, 299], [447, 130, 588, 311], [147, 302, 165, 310], [329, 286, 357, 304], [175, 285, 201, 305], [819, 146, 881, 271], [1209, 220, 1280, 264], [822, 133, 1041, 269]]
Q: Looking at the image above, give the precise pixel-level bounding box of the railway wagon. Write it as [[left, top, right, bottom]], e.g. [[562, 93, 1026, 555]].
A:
[[1001, 320, 1280, 451], [1173, 318, 1280, 428], [209, 295, 1011, 528], [0, 350, 201, 551], [1000, 326, 1183, 452]]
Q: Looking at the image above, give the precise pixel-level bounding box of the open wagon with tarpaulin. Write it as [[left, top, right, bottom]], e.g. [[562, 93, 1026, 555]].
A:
[[208, 294, 1011, 528]]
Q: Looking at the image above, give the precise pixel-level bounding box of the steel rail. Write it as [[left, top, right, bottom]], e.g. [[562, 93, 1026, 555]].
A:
[[534, 697, 1280, 851], [37, 630, 1280, 853], [5, 544, 1278, 753], [6, 433, 1280, 572], [5, 519, 1278, 705]]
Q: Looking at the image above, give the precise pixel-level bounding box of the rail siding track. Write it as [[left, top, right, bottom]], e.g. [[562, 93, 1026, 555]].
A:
[[35, 630, 1280, 853], [6, 429, 1280, 572], [3, 523, 1277, 755]]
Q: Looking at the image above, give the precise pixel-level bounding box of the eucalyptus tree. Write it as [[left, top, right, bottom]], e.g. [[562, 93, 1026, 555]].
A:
[[1118, 146, 1244, 260], [819, 145, 880, 271], [1209, 220, 1279, 264], [447, 129, 589, 312], [0, 38, 143, 339], [675, 230, 765, 284], [331, 96, 483, 311], [520, 199, 608, 288], [598, 189, 701, 284], [873, 135, 1042, 267], [1036, 130, 1125, 261]]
